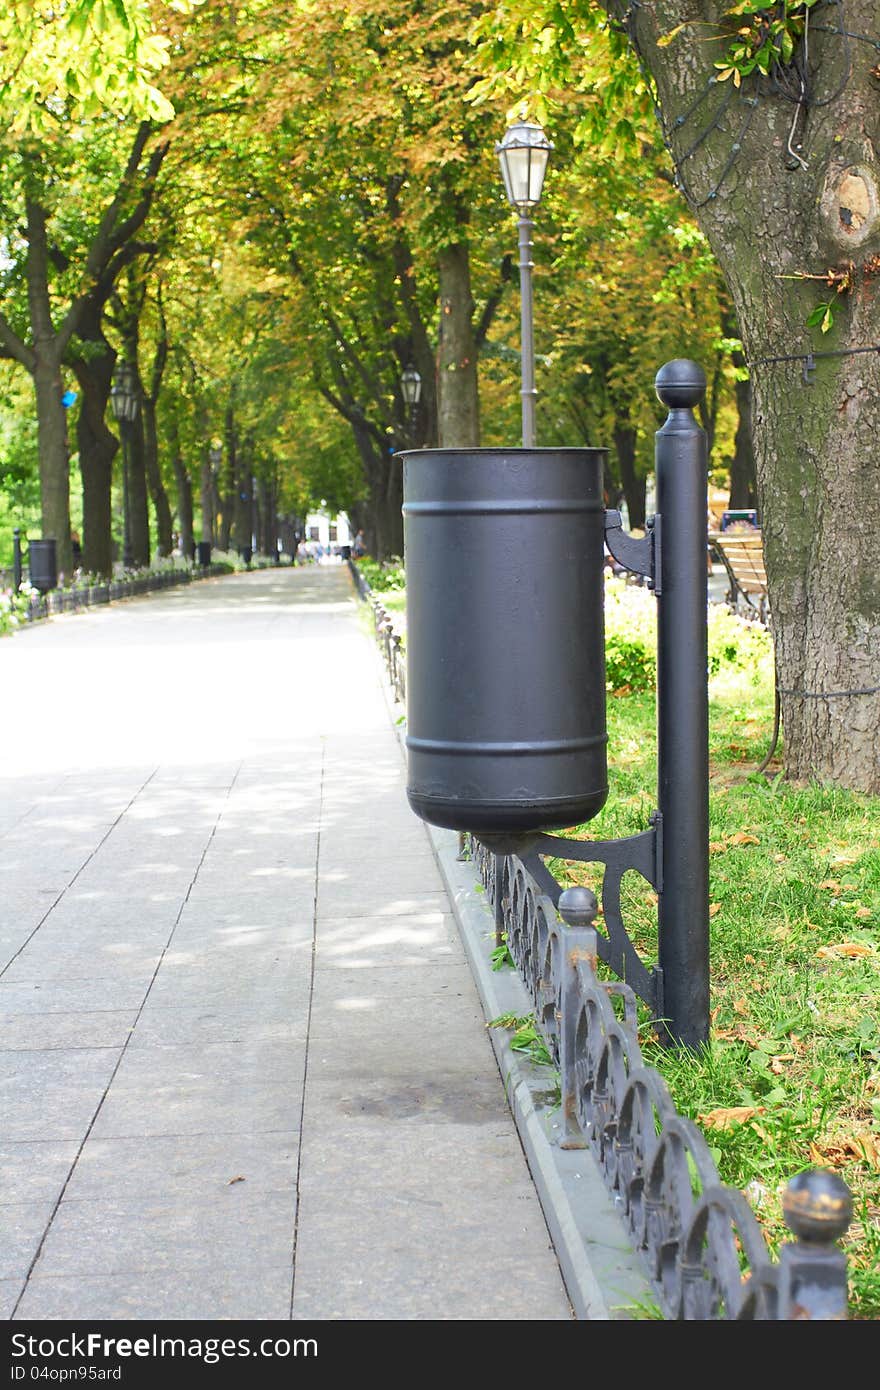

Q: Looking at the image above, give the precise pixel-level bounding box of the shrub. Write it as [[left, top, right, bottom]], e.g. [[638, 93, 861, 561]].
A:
[[356, 557, 406, 592], [603, 571, 774, 695]]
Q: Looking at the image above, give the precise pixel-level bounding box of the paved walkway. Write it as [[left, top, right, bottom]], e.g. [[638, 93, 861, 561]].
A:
[[0, 565, 573, 1322]]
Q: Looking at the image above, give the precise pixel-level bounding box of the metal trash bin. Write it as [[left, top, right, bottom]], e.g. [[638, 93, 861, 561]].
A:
[[28, 539, 57, 593], [398, 446, 609, 837], [197, 541, 212, 567]]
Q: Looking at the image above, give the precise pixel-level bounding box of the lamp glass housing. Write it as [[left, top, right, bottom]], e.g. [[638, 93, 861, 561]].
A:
[[110, 364, 139, 422], [495, 121, 553, 210], [401, 364, 422, 407]]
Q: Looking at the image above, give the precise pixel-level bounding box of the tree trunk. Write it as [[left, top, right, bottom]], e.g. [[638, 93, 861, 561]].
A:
[[350, 419, 403, 560], [74, 356, 117, 579], [258, 476, 277, 557], [32, 357, 72, 579], [199, 449, 214, 546], [728, 370, 756, 512], [233, 460, 252, 553], [172, 432, 194, 559], [613, 422, 646, 531], [127, 413, 151, 567], [616, 0, 880, 791], [437, 242, 480, 448], [142, 397, 173, 557], [70, 302, 118, 579], [26, 197, 73, 577]]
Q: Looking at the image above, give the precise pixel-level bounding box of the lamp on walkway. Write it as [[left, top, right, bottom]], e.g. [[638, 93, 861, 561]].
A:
[[495, 120, 553, 448], [110, 362, 140, 570], [401, 363, 422, 439]]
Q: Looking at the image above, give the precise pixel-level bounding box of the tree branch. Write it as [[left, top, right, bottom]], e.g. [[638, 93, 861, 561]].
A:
[[475, 254, 514, 349]]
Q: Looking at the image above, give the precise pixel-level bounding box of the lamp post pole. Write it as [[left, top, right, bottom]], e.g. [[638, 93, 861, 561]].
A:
[[110, 363, 139, 570], [516, 211, 537, 449], [495, 121, 553, 449]]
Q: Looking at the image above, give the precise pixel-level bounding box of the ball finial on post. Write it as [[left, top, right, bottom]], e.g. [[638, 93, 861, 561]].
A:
[[781, 1169, 853, 1246], [558, 886, 598, 928], [655, 359, 706, 411]]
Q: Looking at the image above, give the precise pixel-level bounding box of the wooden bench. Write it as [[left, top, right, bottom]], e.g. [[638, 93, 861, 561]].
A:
[[710, 529, 769, 624]]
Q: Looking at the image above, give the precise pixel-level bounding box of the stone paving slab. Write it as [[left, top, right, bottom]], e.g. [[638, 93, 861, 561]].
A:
[[14, 1273, 293, 1323], [29, 1189, 297, 1280], [2, 1047, 120, 1142], [0, 1203, 55, 1281], [0, 1140, 80, 1204], [0, 1009, 139, 1051], [60, 1131, 299, 1203], [88, 1038, 307, 1140]]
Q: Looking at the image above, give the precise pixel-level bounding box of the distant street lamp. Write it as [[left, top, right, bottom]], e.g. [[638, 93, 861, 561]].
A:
[[495, 120, 553, 448], [110, 362, 140, 569], [401, 363, 422, 437]]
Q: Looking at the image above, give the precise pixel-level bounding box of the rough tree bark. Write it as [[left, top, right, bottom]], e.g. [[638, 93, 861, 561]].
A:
[[170, 422, 194, 559], [199, 445, 214, 546], [142, 315, 174, 558], [613, 421, 647, 531], [72, 322, 118, 579], [609, 0, 880, 791], [27, 202, 72, 575], [438, 242, 480, 448]]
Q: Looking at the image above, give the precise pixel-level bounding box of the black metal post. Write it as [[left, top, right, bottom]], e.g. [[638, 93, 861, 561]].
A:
[[13, 528, 22, 591], [654, 360, 710, 1048], [517, 213, 537, 448]]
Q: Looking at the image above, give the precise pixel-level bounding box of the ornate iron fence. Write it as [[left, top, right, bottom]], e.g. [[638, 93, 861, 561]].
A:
[[347, 559, 406, 705], [13, 563, 231, 627], [472, 839, 853, 1320]]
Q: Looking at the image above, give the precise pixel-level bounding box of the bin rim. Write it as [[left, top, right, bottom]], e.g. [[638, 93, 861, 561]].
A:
[[395, 445, 606, 459]]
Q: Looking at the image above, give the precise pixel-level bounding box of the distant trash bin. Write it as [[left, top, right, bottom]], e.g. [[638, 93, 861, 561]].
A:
[[340, 545, 351, 560], [240, 546, 252, 566], [197, 541, 212, 567], [720, 509, 758, 532], [28, 539, 57, 593]]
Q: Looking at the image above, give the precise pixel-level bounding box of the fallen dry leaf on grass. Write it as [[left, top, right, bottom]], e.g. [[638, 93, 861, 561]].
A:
[[809, 1136, 880, 1168], [733, 997, 749, 1016], [728, 832, 760, 846], [818, 879, 841, 891], [699, 1106, 762, 1130], [815, 942, 874, 960]]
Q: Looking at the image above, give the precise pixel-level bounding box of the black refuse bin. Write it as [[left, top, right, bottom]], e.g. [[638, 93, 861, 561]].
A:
[[28, 539, 57, 594], [197, 541, 212, 567], [398, 446, 609, 837]]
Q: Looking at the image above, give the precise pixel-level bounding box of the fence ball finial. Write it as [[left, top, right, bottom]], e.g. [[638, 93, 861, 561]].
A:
[[558, 886, 598, 927], [781, 1169, 853, 1246], [655, 359, 706, 411]]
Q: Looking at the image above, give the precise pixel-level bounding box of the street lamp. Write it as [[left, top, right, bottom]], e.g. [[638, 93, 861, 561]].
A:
[[401, 363, 421, 409], [401, 362, 422, 437], [495, 120, 553, 448], [110, 362, 139, 569]]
